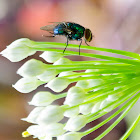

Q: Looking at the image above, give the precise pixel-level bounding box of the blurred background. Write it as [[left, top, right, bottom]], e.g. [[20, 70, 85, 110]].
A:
[[0, 0, 140, 140]]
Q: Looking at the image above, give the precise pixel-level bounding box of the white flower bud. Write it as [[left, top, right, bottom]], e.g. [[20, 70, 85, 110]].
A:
[[37, 105, 64, 125], [91, 102, 101, 114], [76, 80, 89, 89], [114, 86, 121, 91], [88, 79, 103, 88], [40, 51, 62, 63], [88, 79, 104, 91], [44, 123, 65, 136], [28, 91, 56, 106], [64, 107, 79, 118], [46, 77, 70, 92], [37, 69, 58, 82], [57, 132, 82, 140], [100, 99, 114, 112], [53, 57, 72, 65], [0, 38, 36, 62], [83, 69, 99, 77], [17, 59, 46, 77], [58, 71, 77, 78], [64, 87, 86, 106], [12, 77, 44, 93], [41, 136, 52, 140], [107, 94, 118, 101], [26, 125, 46, 138], [64, 115, 87, 131], [86, 69, 100, 73], [22, 107, 44, 123], [79, 102, 94, 115], [100, 100, 110, 110]]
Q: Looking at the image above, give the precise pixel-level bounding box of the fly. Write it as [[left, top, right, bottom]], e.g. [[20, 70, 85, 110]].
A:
[[40, 22, 93, 55]]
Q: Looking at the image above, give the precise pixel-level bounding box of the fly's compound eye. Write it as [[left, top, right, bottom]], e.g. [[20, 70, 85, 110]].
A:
[[84, 28, 92, 42]]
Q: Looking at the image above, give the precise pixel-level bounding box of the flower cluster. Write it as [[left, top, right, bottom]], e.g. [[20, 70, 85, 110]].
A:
[[1, 38, 140, 140]]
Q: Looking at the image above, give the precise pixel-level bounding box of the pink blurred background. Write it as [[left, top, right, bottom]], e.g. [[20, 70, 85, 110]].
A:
[[0, 0, 140, 139]]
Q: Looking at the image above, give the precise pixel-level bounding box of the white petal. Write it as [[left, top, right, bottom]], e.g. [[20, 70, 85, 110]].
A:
[[107, 94, 119, 101], [12, 77, 44, 93], [100, 100, 114, 112], [64, 115, 87, 131], [22, 107, 44, 123], [1, 38, 36, 62], [76, 80, 89, 89], [79, 102, 94, 115], [27, 125, 46, 138], [17, 59, 46, 77], [53, 57, 72, 65], [28, 91, 56, 106], [57, 132, 82, 140], [64, 87, 86, 106], [46, 77, 70, 92], [64, 107, 79, 118], [91, 102, 101, 114], [37, 69, 58, 82], [37, 105, 64, 125], [40, 51, 62, 63], [88, 79, 104, 88], [44, 123, 65, 136], [58, 71, 77, 79]]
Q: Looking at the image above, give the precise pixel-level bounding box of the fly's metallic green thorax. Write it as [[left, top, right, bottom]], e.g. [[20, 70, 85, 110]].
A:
[[53, 22, 85, 40], [40, 22, 93, 55]]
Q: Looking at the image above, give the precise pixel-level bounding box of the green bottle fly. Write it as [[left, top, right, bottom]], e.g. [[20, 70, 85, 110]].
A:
[[40, 22, 93, 55]]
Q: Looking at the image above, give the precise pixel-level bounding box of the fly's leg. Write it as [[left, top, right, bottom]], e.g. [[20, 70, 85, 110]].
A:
[[78, 39, 82, 55], [63, 36, 69, 53], [85, 40, 90, 46], [48, 31, 54, 34]]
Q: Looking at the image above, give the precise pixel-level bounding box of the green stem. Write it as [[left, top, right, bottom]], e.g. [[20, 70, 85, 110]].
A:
[[120, 114, 140, 140], [94, 94, 140, 140], [73, 82, 140, 112], [45, 64, 138, 71], [34, 42, 140, 60], [82, 92, 140, 138], [55, 92, 67, 99], [33, 47, 140, 65], [86, 76, 140, 99], [86, 84, 140, 122], [63, 70, 134, 78], [69, 74, 124, 83]]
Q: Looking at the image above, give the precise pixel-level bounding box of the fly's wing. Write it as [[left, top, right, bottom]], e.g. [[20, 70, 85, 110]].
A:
[[40, 24, 56, 32], [40, 22, 62, 32]]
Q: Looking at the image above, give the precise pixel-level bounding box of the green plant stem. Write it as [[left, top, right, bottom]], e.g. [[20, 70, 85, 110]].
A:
[[34, 42, 140, 59], [94, 94, 140, 140], [86, 76, 140, 99], [85, 85, 140, 125], [55, 92, 67, 99], [72, 82, 140, 115], [64, 70, 135, 78], [87, 88, 138, 122], [44, 63, 138, 71], [33, 47, 140, 65], [84, 77, 124, 92], [120, 114, 140, 140], [69, 73, 124, 83], [81, 92, 140, 138]]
